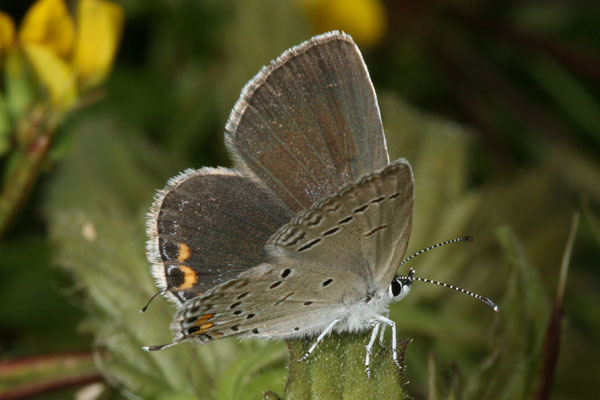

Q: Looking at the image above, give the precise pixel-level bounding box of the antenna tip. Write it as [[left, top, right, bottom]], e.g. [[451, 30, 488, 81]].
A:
[[464, 235, 474, 242], [142, 345, 165, 352], [140, 306, 147, 314], [493, 305, 500, 312], [143, 341, 178, 351]]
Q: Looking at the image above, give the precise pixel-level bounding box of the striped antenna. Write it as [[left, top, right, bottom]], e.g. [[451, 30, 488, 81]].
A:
[[399, 268, 499, 311], [399, 236, 473, 267]]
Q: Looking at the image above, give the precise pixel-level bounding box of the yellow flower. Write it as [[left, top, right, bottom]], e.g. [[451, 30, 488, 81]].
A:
[[72, 0, 124, 88], [19, 0, 75, 58], [1, 0, 123, 108], [298, 0, 387, 48]]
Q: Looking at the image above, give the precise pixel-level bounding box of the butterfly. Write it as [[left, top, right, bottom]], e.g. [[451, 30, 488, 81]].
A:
[[143, 31, 497, 376]]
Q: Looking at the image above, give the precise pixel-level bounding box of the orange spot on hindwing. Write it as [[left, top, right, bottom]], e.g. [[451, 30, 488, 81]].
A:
[[199, 322, 214, 330], [196, 313, 215, 324], [191, 321, 214, 334]]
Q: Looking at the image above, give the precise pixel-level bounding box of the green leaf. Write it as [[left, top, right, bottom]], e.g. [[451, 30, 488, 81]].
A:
[[216, 343, 286, 400], [463, 228, 550, 400]]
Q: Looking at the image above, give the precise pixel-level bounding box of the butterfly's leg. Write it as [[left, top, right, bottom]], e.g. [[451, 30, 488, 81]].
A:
[[375, 315, 401, 369], [298, 318, 340, 362], [365, 320, 381, 379], [378, 310, 389, 345]]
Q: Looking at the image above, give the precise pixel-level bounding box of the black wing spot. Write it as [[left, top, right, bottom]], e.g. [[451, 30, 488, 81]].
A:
[[252, 328, 259, 334], [371, 196, 385, 203], [236, 292, 250, 300], [294, 327, 299, 331], [187, 326, 200, 335], [322, 278, 333, 287], [269, 281, 282, 289], [280, 268, 292, 278], [304, 301, 313, 306], [229, 301, 241, 309], [338, 216, 353, 224], [233, 310, 243, 315], [190, 306, 200, 314], [389, 192, 401, 199], [246, 313, 256, 319], [231, 325, 240, 332], [353, 204, 369, 213], [297, 238, 321, 252], [322, 227, 340, 236]]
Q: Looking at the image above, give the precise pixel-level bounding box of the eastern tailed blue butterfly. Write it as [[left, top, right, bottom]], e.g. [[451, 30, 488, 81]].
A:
[[143, 31, 498, 375]]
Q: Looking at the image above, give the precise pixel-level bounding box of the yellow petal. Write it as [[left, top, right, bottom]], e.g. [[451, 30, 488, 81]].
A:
[[19, 0, 75, 57], [298, 0, 386, 48], [23, 43, 76, 108], [72, 0, 124, 88], [0, 12, 16, 53]]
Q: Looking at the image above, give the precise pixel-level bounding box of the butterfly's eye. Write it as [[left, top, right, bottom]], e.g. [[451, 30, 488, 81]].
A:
[[390, 278, 402, 297]]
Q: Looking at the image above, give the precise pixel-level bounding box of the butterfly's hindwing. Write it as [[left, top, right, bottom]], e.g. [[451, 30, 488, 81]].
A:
[[170, 261, 365, 344]]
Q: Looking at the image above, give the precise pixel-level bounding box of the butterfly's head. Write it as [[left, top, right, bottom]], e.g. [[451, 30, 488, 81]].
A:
[[389, 268, 415, 302]]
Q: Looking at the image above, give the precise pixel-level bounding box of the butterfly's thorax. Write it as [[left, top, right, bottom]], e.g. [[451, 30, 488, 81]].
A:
[[333, 289, 393, 333]]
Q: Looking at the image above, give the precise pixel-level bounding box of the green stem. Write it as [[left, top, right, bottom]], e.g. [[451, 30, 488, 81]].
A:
[[283, 331, 410, 400], [0, 121, 53, 238]]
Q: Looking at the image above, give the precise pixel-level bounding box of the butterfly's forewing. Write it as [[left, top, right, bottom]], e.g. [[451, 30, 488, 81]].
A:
[[225, 31, 389, 213], [147, 168, 293, 304], [171, 161, 413, 345], [267, 160, 414, 287]]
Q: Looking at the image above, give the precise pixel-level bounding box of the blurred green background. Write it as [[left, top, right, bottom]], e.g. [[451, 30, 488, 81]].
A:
[[1, 0, 599, 399]]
